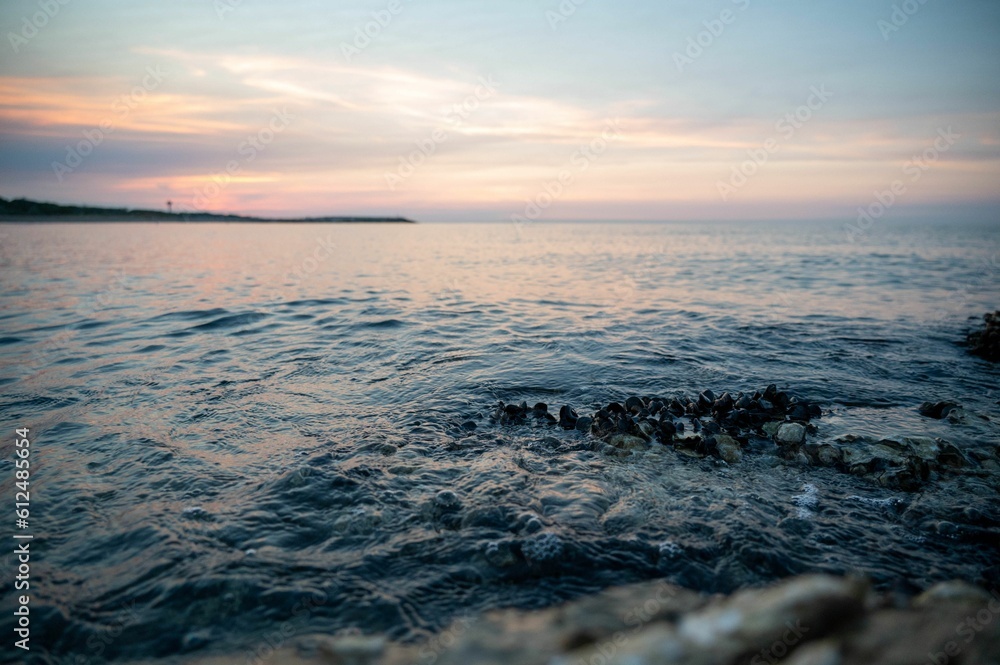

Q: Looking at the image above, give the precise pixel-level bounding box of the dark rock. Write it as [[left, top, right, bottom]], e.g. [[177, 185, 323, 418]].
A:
[[533, 402, 548, 414], [712, 392, 734, 415], [607, 402, 625, 415], [574, 416, 593, 433], [625, 396, 644, 414], [763, 383, 778, 400], [787, 403, 810, 422], [658, 419, 676, 443], [461, 421, 477, 432], [558, 405, 578, 429], [968, 310, 1000, 361], [918, 401, 960, 419], [735, 393, 753, 410]]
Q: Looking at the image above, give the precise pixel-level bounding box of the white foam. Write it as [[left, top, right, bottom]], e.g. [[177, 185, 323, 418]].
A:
[[792, 483, 818, 519]]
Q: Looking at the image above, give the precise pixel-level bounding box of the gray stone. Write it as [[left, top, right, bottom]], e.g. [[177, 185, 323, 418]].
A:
[[776, 422, 807, 446], [715, 434, 742, 464], [607, 434, 650, 451]]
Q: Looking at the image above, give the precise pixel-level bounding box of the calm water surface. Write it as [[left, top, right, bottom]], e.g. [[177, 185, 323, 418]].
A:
[[0, 220, 998, 662]]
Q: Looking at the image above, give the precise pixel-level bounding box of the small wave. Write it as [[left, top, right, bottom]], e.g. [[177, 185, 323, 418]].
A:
[[149, 307, 230, 322], [792, 483, 819, 519], [189, 312, 269, 331], [359, 319, 406, 329]]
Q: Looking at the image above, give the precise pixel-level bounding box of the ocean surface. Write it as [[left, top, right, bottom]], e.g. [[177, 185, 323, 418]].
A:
[[0, 220, 998, 663]]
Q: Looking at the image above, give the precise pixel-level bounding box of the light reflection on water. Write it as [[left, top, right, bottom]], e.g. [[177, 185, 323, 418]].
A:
[[0, 220, 997, 661]]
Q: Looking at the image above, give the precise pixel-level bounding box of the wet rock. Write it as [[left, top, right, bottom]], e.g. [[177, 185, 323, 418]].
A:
[[713, 392, 734, 415], [918, 401, 960, 419], [762, 421, 783, 437], [460, 421, 477, 432], [607, 434, 650, 451], [625, 396, 644, 413], [574, 416, 593, 433], [558, 405, 578, 429], [776, 422, 808, 446], [714, 434, 742, 464], [967, 310, 1000, 361], [658, 419, 677, 443]]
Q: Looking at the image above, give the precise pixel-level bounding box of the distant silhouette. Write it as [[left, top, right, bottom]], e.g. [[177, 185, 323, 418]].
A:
[[167, 200, 173, 214]]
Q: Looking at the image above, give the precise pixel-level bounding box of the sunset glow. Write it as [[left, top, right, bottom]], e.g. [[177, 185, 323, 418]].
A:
[[1, 1, 998, 221]]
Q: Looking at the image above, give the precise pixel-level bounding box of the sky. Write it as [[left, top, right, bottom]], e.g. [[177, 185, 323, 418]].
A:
[[1, 0, 998, 221]]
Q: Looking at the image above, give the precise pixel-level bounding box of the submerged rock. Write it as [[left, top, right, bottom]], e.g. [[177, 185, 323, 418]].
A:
[[714, 434, 742, 463], [919, 401, 960, 419], [607, 433, 650, 451]]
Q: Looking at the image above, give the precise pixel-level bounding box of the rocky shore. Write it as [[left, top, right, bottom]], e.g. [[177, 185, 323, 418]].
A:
[[186, 575, 1000, 665], [486, 386, 1000, 493]]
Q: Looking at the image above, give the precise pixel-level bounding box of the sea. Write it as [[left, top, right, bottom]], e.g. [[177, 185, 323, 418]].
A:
[[0, 219, 998, 663]]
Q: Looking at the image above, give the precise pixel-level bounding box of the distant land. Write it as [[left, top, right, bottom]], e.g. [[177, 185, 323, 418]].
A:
[[0, 197, 416, 223]]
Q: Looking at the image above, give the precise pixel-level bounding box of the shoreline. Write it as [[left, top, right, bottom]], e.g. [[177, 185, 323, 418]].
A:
[[0, 215, 417, 224]]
